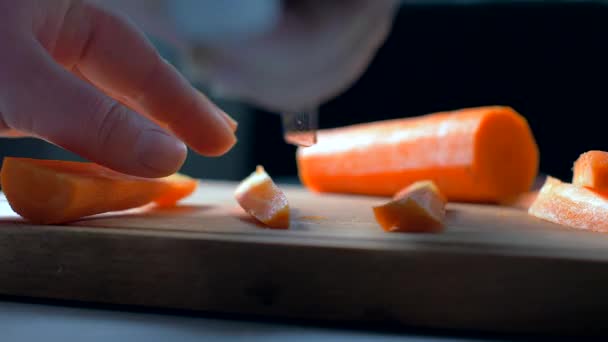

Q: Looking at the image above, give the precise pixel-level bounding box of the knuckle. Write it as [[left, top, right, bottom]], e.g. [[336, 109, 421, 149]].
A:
[[3, 109, 34, 133], [129, 53, 162, 103], [95, 99, 129, 151], [0, 111, 10, 131]]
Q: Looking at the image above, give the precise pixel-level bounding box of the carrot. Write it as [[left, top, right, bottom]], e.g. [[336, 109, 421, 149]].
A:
[[528, 176, 608, 232], [296, 106, 539, 203], [154, 173, 199, 207], [572, 150, 608, 194], [234, 166, 290, 229], [373, 180, 446, 233], [0, 157, 197, 224]]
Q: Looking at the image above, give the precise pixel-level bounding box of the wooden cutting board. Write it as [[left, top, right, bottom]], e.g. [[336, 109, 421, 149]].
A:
[[1, 180, 608, 336]]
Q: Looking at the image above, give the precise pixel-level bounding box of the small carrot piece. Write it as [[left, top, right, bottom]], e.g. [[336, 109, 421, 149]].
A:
[[0, 157, 197, 224], [373, 180, 446, 233], [528, 176, 608, 232], [297, 106, 539, 203], [572, 150, 608, 195], [234, 166, 290, 229]]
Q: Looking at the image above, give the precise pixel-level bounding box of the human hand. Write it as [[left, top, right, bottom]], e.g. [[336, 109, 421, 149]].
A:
[[0, 0, 238, 178]]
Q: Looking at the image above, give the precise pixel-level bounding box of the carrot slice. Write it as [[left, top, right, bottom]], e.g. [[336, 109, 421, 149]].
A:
[[234, 166, 290, 229], [0, 157, 197, 224], [297, 106, 539, 203], [572, 150, 608, 194], [373, 180, 446, 233], [528, 176, 608, 232], [154, 173, 199, 207]]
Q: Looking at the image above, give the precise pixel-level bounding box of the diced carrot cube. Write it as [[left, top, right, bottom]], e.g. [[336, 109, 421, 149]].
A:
[[373, 180, 446, 233]]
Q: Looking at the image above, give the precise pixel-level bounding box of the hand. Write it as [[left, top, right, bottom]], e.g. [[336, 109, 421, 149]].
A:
[[0, 0, 238, 178]]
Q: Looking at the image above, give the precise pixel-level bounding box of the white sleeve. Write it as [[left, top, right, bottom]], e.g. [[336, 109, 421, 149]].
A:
[[92, 0, 281, 47], [94, 0, 399, 113], [166, 0, 281, 44]]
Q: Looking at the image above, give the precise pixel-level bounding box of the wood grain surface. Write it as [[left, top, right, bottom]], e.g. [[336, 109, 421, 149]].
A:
[[1, 181, 608, 336]]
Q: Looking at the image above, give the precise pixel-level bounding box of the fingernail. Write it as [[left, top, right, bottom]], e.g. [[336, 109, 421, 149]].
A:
[[220, 110, 238, 132], [195, 90, 238, 132], [210, 106, 237, 153], [192, 90, 238, 154], [136, 129, 187, 176], [209, 126, 238, 156]]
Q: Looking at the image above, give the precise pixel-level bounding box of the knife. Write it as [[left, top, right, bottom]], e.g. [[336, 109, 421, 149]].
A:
[[280, 108, 318, 147]]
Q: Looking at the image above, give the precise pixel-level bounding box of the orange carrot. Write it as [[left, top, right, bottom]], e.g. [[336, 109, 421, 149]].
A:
[[0, 157, 197, 224], [572, 150, 608, 194], [154, 173, 199, 207], [297, 106, 539, 203], [234, 166, 290, 229], [373, 180, 446, 233], [528, 176, 608, 232]]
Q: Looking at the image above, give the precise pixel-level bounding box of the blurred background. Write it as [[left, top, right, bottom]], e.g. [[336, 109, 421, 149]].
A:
[[1, 1, 606, 183]]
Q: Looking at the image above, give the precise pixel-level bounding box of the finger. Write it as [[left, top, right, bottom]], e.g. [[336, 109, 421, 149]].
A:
[[0, 36, 187, 177], [53, 2, 237, 157], [73, 67, 237, 133], [71, 67, 167, 130]]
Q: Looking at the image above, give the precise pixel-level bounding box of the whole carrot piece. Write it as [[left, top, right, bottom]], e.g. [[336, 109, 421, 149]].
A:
[[296, 106, 539, 203]]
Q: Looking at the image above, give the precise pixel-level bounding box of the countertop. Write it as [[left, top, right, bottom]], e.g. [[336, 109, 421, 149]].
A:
[[0, 298, 518, 342]]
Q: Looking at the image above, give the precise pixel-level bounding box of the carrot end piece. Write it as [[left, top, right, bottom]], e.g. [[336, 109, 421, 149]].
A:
[[153, 173, 199, 207]]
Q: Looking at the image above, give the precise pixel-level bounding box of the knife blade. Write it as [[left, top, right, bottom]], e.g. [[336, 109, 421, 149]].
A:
[[281, 108, 318, 147]]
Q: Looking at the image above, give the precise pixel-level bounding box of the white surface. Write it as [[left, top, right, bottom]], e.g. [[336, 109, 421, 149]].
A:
[[0, 301, 495, 342], [168, 0, 281, 43]]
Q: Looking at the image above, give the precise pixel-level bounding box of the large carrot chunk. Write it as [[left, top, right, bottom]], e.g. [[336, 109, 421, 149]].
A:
[[0, 157, 197, 224], [528, 176, 608, 232], [297, 106, 539, 203], [373, 180, 446, 233], [573, 150, 608, 194], [234, 166, 290, 229]]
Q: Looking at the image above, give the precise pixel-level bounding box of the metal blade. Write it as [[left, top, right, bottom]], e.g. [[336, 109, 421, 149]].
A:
[[281, 109, 318, 147]]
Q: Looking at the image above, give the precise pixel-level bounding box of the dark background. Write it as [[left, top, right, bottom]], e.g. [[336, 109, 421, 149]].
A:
[[0, 2, 606, 183], [251, 2, 608, 182]]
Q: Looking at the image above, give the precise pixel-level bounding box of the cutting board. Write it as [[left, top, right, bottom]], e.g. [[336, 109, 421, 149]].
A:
[[2, 181, 608, 336]]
